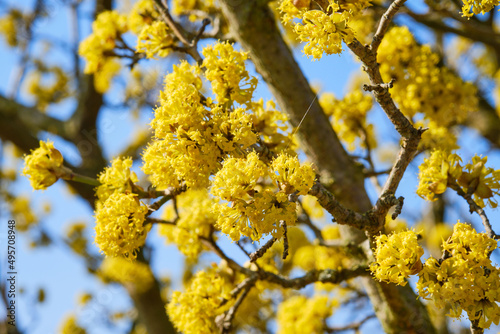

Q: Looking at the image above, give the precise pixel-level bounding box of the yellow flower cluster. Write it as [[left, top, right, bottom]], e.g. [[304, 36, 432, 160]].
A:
[[96, 157, 138, 205], [59, 315, 86, 334], [370, 230, 424, 286], [99, 257, 154, 293], [418, 150, 500, 207], [136, 21, 174, 59], [461, 0, 499, 17], [211, 152, 310, 241], [26, 63, 70, 112], [0, 9, 23, 47], [128, 0, 158, 34], [458, 155, 500, 208], [94, 192, 149, 259], [271, 154, 315, 195], [143, 41, 290, 190], [415, 120, 459, 152], [417, 150, 463, 201], [66, 222, 88, 256], [22, 140, 65, 190], [10, 197, 37, 232], [202, 42, 258, 105], [79, 11, 127, 93], [172, 0, 216, 18], [294, 226, 350, 271], [167, 270, 232, 334], [417, 223, 500, 329], [378, 27, 477, 125], [142, 62, 219, 189], [279, 0, 368, 59], [277, 295, 333, 334], [319, 90, 375, 152], [159, 190, 216, 259]]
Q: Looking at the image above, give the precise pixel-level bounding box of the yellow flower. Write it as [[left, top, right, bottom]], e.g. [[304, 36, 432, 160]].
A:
[[370, 230, 424, 286], [99, 257, 154, 292], [378, 27, 477, 125], [277, 295, 333, 334], [22, 140, 65, 190], [0, 9, 23, 47], [136, 21, 174, 59], [10, 196, 37, 231], [458, 155, 500, 208], [461, 0, 499, 17], [417, 222, 500, 329], [94, 192, 149, 259], [96, 156, 138, 204], [417, 150, 463, 201], [66, 222, 88, 255], [167, 270, 232, 334], [59, 315, 86, 334], [202, 42, 258, 105], [271, 153, 315, 195], [159, 189, 216, 259], [319, 90, 375, 152]]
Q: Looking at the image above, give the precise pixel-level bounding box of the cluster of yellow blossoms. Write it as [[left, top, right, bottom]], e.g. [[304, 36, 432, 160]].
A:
[[99, 257, 154, 292], [279, 0, 369, 59], [371, 223, 500, 329], [94, 192, 149, 259], [93, 157, 150, 258], [461, 0, 499, 17], [0, 9, 24, 47], [378, 27, 477, 135], [294, 226, 350, 272], [211, 152, 315, 241], [142, 42, 291, 191], [167, 269, 233, 334], [22, 140, 66, 190], [26, 61, 70, 112], [79, 0, 176, 92], [78, 11, 127, 93], [319, 90, 375, 152], [417, 223, 500, 329], [417, 150, 500, 208], [159, 189, 216, 259], [370, 230, 424, 286], [277, 295, 333, 334], [59, 315, 86, 334]]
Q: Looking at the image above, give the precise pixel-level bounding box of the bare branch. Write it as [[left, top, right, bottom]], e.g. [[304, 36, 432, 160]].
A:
[[371, 0, 407, 53], [249, 237, 277, 263], [326, 314, 376, 333], [447, 179, 499, 239]]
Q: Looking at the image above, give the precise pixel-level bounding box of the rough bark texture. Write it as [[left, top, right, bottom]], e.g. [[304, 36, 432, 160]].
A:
[[218, 1, 436, 333]]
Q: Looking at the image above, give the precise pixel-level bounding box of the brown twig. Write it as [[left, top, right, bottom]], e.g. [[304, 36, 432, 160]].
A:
[[249, 237, 277, 263], [370, 0, 407, 53], [308, 180, 371, 231], [281, 221, 289, 260], [217, 276, 257, 333], [326, 314, 376, 333], [447, 179, 499, 239]]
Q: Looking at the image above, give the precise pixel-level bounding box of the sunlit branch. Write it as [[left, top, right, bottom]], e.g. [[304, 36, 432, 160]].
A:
[[308, 180, 371, 231], [371, 0, 407, 53]]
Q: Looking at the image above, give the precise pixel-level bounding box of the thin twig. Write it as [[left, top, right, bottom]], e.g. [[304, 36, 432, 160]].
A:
[[371, 0, 407, 53], [447, 179, 499, 239], [326, 314, 376, 333], [218, 277, 256, 334], [249, 237, 277, 263]]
